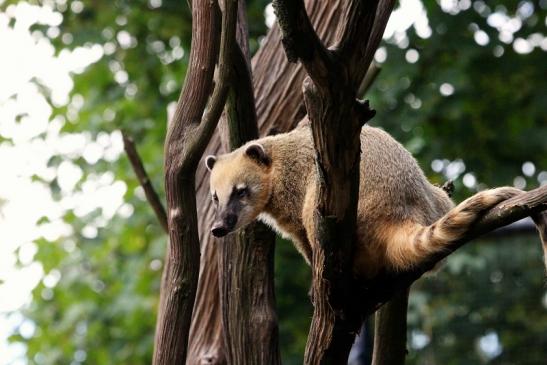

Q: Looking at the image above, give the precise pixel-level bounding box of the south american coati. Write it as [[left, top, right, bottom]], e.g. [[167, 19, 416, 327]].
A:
[[205, 122, 521, 279]]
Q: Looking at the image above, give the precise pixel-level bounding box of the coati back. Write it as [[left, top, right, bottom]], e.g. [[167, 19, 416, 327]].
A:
[[205, 122, 521, 278]]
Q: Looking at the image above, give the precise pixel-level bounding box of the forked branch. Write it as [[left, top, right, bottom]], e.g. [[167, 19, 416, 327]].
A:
[[274, 1, 395, 364]]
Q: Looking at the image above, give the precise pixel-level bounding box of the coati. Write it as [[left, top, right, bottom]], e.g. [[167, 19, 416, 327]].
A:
[[204, 121, 521, 278]]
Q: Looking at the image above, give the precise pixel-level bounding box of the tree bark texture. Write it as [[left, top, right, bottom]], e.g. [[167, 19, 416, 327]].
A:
[[273, 0, 395, 363], [187, 2, 349, 363], [154, 0, 237, 363], [216, 2, 281, 364], [371, 289, 409, 365]]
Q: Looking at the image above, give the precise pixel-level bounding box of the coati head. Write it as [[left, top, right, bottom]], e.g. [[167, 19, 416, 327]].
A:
[[204, 142, 272, 238]]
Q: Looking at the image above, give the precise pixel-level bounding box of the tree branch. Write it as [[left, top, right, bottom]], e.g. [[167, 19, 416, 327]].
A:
[[361, 185, 547, 316], [272, 0, 335, 89], [121, 132, 168, 233], [187, 0, 239, 163], [358, 63, 382, 97], [532, 211, 547, 272], [484, 217, 540, 238], [336, 0, 395, 90]]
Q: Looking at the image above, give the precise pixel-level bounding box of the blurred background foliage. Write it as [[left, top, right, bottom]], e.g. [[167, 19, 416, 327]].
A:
[[1, 0, 545, 364]]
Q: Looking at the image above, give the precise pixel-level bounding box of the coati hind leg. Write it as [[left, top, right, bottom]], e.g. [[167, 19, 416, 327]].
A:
[[383, 187, 523, 272]]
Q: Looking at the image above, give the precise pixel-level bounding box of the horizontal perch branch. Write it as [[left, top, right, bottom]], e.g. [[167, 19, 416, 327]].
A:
[[442, 184, 547, 260]]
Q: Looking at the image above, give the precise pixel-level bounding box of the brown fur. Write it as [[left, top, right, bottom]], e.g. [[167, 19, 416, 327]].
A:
[[206, 123, 521, 278]]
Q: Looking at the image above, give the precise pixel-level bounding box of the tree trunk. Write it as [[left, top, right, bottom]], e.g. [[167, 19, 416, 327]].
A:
[[154, 0, 237, 363], [272, 1, 394, 363], [217, 2, 281, 363], [187, 2, 347, 363], [371, 289, 409, 365]]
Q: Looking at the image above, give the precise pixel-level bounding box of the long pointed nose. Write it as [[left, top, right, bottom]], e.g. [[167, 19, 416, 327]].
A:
[[211, 224, 228, 237]]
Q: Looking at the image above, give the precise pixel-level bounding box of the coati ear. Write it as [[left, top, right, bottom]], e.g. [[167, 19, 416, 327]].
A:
[[205, 155, 217, 171], [245, 143, 271, 166]]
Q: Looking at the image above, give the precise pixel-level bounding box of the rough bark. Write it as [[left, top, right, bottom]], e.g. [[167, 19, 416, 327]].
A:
[[219, 223, 280, 364], [273, 0, 394, 363], [187, 3, 349, 363], [371, 289, 408, 365], [153, 0, 237, 363], [216, 2, 281, 363]]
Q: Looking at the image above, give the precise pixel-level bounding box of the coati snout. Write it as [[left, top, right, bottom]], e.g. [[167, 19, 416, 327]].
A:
[[211, 212, 238, 237], [211, 214, 237, 237]]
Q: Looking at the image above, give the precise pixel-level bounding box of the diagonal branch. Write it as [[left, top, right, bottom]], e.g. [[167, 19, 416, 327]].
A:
[[336, 0, 395, 89], [121, 131, 168, 233], [272, 0, 335, 89], [358, 62, 382, 97], [362, 185, 547, 315]]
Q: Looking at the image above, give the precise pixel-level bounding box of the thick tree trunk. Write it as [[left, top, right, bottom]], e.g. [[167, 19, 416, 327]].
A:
[[273, 1, 395, 363], [187, 2, 347, 363], [216, 2, 281, 363]]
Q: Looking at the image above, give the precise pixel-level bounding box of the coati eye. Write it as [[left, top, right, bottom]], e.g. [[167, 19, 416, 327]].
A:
[[212, 192, 219, 203], [236, 187, 249, 198]]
